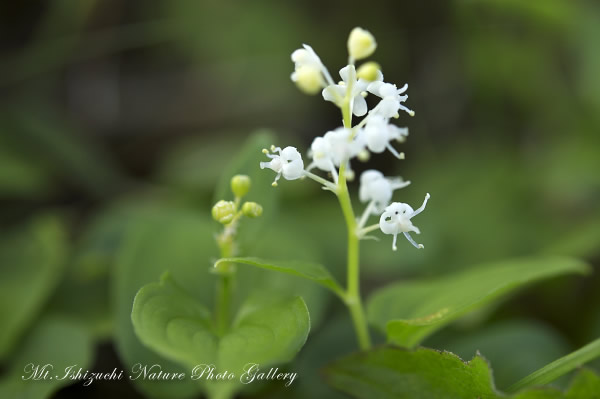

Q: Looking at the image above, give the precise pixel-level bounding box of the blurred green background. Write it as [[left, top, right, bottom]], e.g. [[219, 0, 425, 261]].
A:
[[1, 1, 599, 398]]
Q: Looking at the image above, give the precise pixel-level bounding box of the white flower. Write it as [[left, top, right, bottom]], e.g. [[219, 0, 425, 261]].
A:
[[367, 72, 414, 118], [364, 114, 408, 159], [307, 128, 365, 182], [309, 136, 336, 174], [260, 146, 304, 186], [291, 44, 322, 69], [291, 45, 329, 95], [324, 127, 365, 166], [379, 193, 430, 250], [347, 27, 377, 61], [359, 170, 411, 214], [323, 65, 369, 117]]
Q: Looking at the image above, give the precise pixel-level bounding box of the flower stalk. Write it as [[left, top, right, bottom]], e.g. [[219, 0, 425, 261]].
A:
[[212, 175, 263, 336], [337, 160, 372, 349], [260, 27, 430, 350]]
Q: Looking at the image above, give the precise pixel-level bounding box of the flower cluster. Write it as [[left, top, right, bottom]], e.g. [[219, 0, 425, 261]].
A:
[[261, 28, 429, 250]]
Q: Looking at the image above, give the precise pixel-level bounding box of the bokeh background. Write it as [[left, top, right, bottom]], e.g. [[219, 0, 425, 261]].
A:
[[1, 1, 599, 398]]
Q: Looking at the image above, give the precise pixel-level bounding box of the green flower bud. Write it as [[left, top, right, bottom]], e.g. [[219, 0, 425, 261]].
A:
[[348, 27, 377, 61], [357, 61, 381, 82], [242, 202, 263, 218], [212, 200, 236, 224], [231, 174, 251, 198]]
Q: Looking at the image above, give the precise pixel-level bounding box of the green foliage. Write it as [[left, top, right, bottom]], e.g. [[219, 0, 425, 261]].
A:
[[113, 206, 217, 398], [1, 2, 600, 398], [367, 256, 589, 348], [565, 369, 600, 399], [0, 317, 93, 399], [507, 337, 600, 393], [132, 273, 310, 399], [326, 346, 501, 399], [0, 215, 68, 360], [325, 346, 600, 399], [427, 320, 572, 390], [215, 257, 345, 298]]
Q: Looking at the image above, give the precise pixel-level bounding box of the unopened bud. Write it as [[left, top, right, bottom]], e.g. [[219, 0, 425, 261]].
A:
[[212, 200, 236, 224], [348, 27, 377, 60], [242, 202, 263, 218], [357, 61, 381, 82], [291, 65, 324, 95], [231, 175, 251, 198], [358, 149, 371, 162]]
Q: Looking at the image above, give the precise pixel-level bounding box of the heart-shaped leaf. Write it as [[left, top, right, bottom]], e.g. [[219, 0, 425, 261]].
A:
[[325, 346, 597, 399], [132, 274, 310, 398], [367, 256, 589, 348], [113, 206, 217, 399], [215, 257, 345, 299]]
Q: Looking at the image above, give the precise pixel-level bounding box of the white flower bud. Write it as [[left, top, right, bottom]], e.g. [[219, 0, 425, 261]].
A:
[[291, 65, 325, 95], [348, 27, 377, 60], [356, 61, 381, 82], [291, 45, 328, 95]]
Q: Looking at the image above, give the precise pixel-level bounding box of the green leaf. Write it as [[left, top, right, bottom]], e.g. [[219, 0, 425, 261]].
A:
[[291, 315, 357, 399], [325, 346, 566, 399], [565, 369, 600, 399], [228, 227, 331, 330], [426, 320, 571, 390], [72, 199, 164, 280], [367, 256, 589, 348], [507, 337, 600, 393], [0, 215, 68, 360], [132, 274, 310, 398], [46, 272, 113, 340], [131, 273, 214, 367], [215, 257, 345, 298], [112, 206, 217, 399], [0, 317, 93, 399]]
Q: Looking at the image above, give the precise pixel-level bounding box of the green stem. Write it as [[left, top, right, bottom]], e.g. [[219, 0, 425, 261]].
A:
[[337, 162, 372, 350], [215, 273, 232, 336], [506, 337, 600, 393], [342, 99, 352, 128], [357, 223, 380, 237], [336, 75, 372, 350], [214, 211, 239, 336]]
